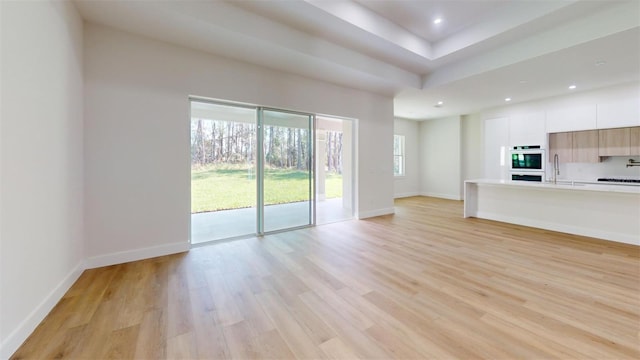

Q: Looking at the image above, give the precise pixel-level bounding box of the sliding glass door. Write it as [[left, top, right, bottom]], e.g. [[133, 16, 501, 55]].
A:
[[190, 100, 314, 243], [190, 101, 257, 242], [260, 109, 314, 233]]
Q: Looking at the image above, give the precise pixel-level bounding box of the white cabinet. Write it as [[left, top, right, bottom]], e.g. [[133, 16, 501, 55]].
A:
[[509, 112, 545, 146], [546, 104, 597, 133], [483, 117, 509, 180], [596, 97, 640, 129]]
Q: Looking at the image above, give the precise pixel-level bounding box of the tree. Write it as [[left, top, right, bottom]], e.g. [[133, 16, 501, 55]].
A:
[[335, 132, 343, 174], [193, 119, 205, 165], [210, 121, 216, 163], [296, 129, 302, 169], [191, 119, 344, 173]]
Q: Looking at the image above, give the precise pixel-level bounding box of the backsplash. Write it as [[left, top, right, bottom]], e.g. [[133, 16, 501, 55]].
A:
[[552, 156, 640, 181]]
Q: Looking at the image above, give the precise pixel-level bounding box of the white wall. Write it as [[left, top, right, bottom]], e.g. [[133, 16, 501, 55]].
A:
[[84, 24, 395, 265], [419, 116, 462, 199], [393, 118, 420, 198], [0, 1, 84, 358], [461, 114, 483, 193], [410, 114, 481, 201]]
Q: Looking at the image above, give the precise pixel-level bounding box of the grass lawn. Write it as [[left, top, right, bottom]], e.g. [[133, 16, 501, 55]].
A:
[[191, 165, 343, 213]]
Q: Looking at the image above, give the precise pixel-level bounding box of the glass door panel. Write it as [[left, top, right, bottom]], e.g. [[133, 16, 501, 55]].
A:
[[260, 109, 314, 233], [190, 101, 257, 243], [315, 116, 354, 224]]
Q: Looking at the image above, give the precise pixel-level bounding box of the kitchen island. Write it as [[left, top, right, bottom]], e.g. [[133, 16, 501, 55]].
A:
[[464, 179, 640, 245]]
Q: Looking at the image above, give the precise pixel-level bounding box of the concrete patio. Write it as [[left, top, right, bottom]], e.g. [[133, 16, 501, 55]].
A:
[[191, 197, 353, 244]]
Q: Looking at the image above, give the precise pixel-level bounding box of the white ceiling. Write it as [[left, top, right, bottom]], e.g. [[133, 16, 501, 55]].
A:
[[354, 0, 509, 43], [74, 0, 640, 120]]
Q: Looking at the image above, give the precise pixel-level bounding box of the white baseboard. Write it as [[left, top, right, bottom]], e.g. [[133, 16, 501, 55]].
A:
[[0, 262, 85, 360], [476, 211, 640, 246], [357, 207, 395, 219], [394, 192, 421, 199], [420, 192, 462, 201], [85, 241, 190, 269]]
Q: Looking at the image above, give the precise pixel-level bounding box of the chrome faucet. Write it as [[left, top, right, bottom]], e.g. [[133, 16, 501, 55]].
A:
[[627, 159, 640, 168], [553, 154, 560, 184]]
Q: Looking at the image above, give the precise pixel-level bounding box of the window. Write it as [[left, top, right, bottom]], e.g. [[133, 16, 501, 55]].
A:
[[393, 134, 405, 176]]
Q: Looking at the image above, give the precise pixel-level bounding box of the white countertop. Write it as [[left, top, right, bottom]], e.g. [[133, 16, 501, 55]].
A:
[[466, 179, 640, 194]]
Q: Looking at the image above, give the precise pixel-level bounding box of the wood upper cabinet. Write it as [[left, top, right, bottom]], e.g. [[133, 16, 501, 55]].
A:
[[572, 130, 600, 163], [550, 130, 600, 163], [549, 132, 573, 162], [631, 127, 640, 156], [551, 127, 640, 162], [598, 128, 630, 156]]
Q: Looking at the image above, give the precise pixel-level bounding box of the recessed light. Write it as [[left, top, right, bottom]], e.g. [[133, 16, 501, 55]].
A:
[[519, 80, 528, 84], [437, 101, 443, 105], [505, 97, 512, 102], [595, 60, 607, 66], [434, 101, 444, 108], [568, 85, 577, 90], [433, 18, 442, 24]]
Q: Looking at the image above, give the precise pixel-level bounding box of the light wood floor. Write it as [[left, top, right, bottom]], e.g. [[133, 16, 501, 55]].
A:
[[12, 197, 640, 359]]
